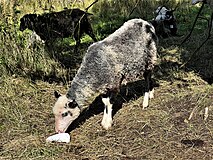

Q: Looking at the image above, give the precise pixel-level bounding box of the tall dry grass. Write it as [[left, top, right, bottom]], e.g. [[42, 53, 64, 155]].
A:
[[0, 0, 182, 80]]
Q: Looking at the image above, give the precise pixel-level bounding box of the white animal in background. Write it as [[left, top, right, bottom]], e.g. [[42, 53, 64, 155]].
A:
[[155, 6, 172, 21], [151, 6, 178, 37]]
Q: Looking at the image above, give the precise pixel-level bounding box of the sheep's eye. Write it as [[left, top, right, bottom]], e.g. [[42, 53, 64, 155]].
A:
[[68, 111, 72, 116], [62, 112, 68, 117]]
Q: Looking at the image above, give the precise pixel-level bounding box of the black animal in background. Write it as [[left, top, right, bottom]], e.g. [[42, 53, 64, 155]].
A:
[[20, 8, 97, 51]]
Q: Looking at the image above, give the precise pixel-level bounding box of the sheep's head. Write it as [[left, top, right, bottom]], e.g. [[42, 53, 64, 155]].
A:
[[155, 6, 174, 21], [53, 91, 81, 133], [155, 6, 169, 15], [20, 14, 38, 31]]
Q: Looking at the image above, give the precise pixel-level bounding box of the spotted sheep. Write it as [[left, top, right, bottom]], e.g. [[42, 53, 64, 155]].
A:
[[53, 19, 158, 133], [151, 6, 177, 38], [19, 8, 97, 51]]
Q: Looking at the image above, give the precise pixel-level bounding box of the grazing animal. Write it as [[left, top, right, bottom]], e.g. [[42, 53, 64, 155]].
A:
[[19, 8, 97, 51], [151, 6, 177, 38], [53, 19, 158, 133]]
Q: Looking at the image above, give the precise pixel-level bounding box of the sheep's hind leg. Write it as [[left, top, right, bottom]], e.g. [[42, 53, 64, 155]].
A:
[[101, 91, 116, 130], [143, 70, 154, 109], [84, 20, 97, 42]]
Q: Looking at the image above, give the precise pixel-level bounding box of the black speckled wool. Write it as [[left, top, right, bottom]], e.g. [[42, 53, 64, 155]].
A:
[[67, 19, 158, 109]]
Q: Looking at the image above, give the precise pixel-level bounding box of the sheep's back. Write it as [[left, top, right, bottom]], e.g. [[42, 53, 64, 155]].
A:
[[78, 19, 157, 90], [67, 19, 157, 107], [35, 9, 88, 40]]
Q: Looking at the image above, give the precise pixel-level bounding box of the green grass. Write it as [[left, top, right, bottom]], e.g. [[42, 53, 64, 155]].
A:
[[0, 0, 213, 159]]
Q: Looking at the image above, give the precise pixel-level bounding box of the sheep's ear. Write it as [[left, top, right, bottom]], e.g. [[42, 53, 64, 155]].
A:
[[68, 99, 78, 108], [54, 91, 61, 99]]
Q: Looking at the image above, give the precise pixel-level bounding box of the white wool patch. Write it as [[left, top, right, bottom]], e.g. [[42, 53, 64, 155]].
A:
[[102, 97, 111, 107], [155, 15, 167, 21], [149, 88, 154, 99], [155, 6, 171, 21], [143, 92, 149, 109], [156, 6, 168, 14], [101, 97, 113, 130]]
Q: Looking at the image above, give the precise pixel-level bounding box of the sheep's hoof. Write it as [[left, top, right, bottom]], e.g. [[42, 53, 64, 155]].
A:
[[101, 118, 113, 130], [149, 93, 154, 99], [142, 103, 149, 109], [142, 99, 149, 109]]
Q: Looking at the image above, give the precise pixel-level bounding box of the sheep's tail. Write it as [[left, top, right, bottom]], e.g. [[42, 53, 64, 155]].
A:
[[85, 0, 98, 11]]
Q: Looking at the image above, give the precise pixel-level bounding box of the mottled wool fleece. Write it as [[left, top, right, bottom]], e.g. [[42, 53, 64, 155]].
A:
[[67, 18, 158, 108]]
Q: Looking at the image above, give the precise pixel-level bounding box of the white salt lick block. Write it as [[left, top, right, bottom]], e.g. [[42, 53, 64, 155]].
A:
[[46, 133, 70, 143]]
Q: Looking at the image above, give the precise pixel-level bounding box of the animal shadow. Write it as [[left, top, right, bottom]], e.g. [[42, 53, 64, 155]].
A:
[[66, 79, 159, 133]]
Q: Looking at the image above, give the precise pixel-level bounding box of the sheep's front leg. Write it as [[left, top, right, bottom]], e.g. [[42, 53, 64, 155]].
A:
[[101, 97, 113, 130], [143, 70, 154, 109], [74, 28, 82, 53]]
